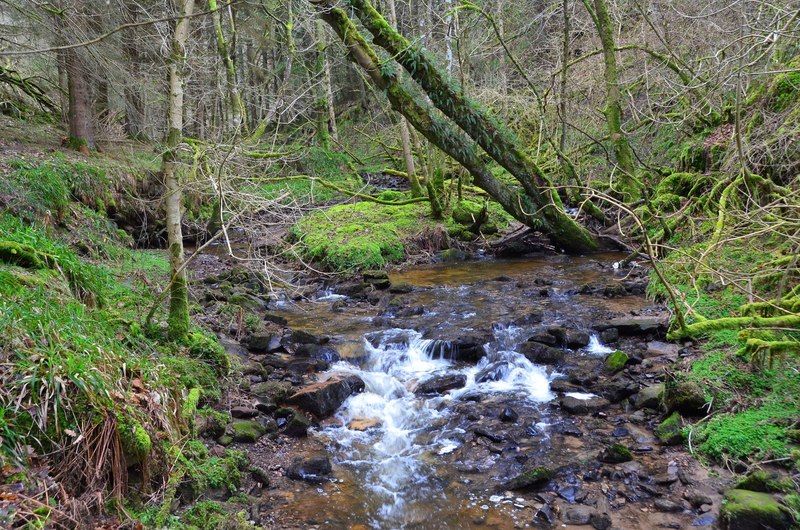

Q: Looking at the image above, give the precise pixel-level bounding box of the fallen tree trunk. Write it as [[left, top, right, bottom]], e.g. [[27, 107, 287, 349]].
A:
[[311, 1, 597, 252]]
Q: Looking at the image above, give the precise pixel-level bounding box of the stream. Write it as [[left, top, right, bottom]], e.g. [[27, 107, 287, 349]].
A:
[[238, 254, 720, 529]]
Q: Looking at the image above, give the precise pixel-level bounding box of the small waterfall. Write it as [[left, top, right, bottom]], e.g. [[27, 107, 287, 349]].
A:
[[586, 333, 615, 355], [317, 325, 555, 527]]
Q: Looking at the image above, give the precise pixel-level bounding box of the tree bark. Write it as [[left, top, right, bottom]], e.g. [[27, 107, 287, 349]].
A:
[[163, 0, 195, 342], [314, 18, 333, 149], [65, 46, 96, 152], [209, 0, 246, 134], [384, 0, 423, 197], [582, 0, 638, 195], [341, 0, 597, 251], [314, 5, 594, 252]]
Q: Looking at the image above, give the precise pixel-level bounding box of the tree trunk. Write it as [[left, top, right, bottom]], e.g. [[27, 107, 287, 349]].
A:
[[65, 47, 96, 152], [384, 0, 423, 197], [122, 2, 146, 139], [314, 18, 332, 149], [315, 5, 595, 252], [209, 0, 246, 134], [582, 0, 638, 195], [163, 0, 196, 342], [341, 0, 597, 251]]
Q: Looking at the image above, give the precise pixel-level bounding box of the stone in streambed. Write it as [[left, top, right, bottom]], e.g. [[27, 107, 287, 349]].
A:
[[597, 443, 633, 463], [500, 406, 519, 423], [548, 326, 590, 349], [414, 373, 466, 395], [230, 406, 259, 419], [245, 332, 282, 353], [604, 350, 629, 373], [518, 341, 564, 365], [283, 411, 312, 437], [560, 395, 609, 415], [719, 489, 794, 530], [503, 466, 553, 491], [600, 374, 638, 403], [630, 383, 664, 410], [229, 420, 268, 443], [655, 412, 684, 445], [286, 373, 365, 418], [287, 456, 332, 483]]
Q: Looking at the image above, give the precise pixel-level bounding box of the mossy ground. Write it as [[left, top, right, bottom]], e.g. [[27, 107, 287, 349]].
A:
[[0, 157, 234, 528]]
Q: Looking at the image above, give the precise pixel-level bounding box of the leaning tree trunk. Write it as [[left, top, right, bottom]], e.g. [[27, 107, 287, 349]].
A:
[[582, 0, 638, 196], [313, 5, 594, 251], [163, 0, 195, 342], [338, 0, 596, 251]]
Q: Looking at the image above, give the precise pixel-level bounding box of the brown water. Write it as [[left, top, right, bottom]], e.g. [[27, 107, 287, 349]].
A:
[[269, 254, 656, 529]]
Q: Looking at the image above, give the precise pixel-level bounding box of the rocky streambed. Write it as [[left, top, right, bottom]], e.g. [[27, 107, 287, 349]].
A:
[[187, 252, 733, 529]]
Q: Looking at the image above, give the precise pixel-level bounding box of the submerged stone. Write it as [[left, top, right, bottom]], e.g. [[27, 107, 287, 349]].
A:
[[287, 456, 332, 483]]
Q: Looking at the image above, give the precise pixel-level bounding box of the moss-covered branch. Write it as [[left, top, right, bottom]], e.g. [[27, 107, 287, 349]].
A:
[[668, 314, 800, 340]]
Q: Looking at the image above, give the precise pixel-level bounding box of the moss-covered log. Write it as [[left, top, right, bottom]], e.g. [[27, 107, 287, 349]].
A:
[[668, 314, 800, 340], [320, 0, 596, 252], [314, 4, 594, 251]]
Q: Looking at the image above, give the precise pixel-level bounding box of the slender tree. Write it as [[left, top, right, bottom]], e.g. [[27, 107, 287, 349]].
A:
[[163, 0, 196, 341]]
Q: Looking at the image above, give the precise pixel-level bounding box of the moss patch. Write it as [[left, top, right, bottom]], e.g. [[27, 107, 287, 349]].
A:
[[720, 489, 794, 530]]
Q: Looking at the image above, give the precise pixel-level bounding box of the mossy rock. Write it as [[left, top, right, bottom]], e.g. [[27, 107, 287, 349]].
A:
[[503, 466, 553, 490], [187, 331, 230, 376], [735, 470, 794, 493], [250, 381, 294, 403], [631, 383, 664, 410], [598, 443, 633, 463], [664, 381, 706, 416], [452, 200, 484, 225], [655, 412, 684, 446], [229, 420, 267, 443], [0, 241, 45, 269], [720, 489, 794, 530], [439, 249, 469, 262], [604, 350, 629, 373]]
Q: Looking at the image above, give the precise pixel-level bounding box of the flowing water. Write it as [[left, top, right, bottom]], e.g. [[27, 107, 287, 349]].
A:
[[274, 254, 654, 528]]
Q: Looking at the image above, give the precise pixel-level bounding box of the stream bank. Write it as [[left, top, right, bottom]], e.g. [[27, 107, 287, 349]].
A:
[[188, 251, 735, 529]]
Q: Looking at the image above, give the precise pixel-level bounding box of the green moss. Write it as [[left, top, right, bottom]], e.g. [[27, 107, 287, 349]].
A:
[[504, 466, 553, 490], [0, 241, 45, 269], [182, 388, 202, 421], [452, 199, 484, 225], [735, 470, 794, 493], [604, 350, 629, 373], [655, 412, 683, 445], [181, 501, 227, 529], [186, 330, 230, 376], [229, 420, 267, 443], [766, 69, 800, 113], [118, 414, 152, 461], [720, 489, 794, 530]]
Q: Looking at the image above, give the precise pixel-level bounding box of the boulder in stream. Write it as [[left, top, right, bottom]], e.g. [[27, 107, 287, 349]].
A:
[[287, 456, 332, 483], [414, 373, 467, 395], [286, 373, 365, 418]]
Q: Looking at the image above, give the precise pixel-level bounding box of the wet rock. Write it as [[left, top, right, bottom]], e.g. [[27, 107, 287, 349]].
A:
[[229, 420, 267, 443], [527, 331, 558, 346], [335, 282, 371, 298], [569, 368, 599, 387], [597, 443, 633, 463], [600, 375, 639, 403], [293, 343, 340, 363], [286, 373, 365, 418], [283, 412, 312, 437], [535, 504, 556, 526], [550, 379, 583, 393], [500, 406, 519, 423], [604, 350, 629, 373], [503, 466, 552, 490], [348, 418, 381, 431], [558, 485, 585, 503], [230, 406, 259, 419], [414, 373, 467, 395], [655, 412, 684, 445], [563, 506, 596, 525], [289, 329, 329, 345], [474, 427, 506, 443], [518, 341, 564, 365], [424, 332, 490, 362], [512, 311, 544, 326], [389, 282, 413, 294], [600, 328, 619, 344], [548, 326, 591, 349], [560, 395, 609, 415], [263, 312, 288, 326], [245, 332, 282, 353], [646, 341, 680, 357], [363, 270, 391, 290], [250, 381, 294, 402], [719, 489, 794, 530], [684, 492, 713, 508], [287, 456, 332, 483], [630, 383, 664, 410], [664, 381, 706, 415], [594, 317, 667, 336], [255, 400, 277, 415], [654, 498, 684, 513], [692, 513, 716, 527], [439, 249, 469, 262], [589, 511, 612, 530]]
